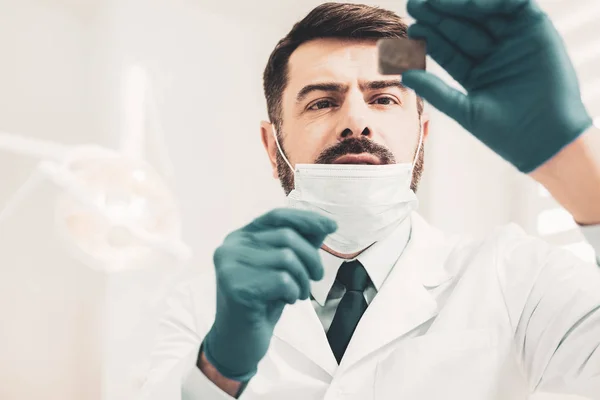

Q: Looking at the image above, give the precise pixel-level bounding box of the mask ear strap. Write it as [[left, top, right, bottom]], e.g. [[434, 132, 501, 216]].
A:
[[411, 123, 424, 173], [272, 128, 295, 173]]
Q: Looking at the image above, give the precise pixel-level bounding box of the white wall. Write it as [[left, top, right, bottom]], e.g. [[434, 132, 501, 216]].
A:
[[0, 2, 99, 398], [0, 0, 96, 209], [0, 0, 288, 266], [85, 0, 291, 269]]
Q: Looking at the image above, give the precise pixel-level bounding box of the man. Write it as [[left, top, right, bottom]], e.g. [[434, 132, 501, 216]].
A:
[[143, 1, 600, 399]]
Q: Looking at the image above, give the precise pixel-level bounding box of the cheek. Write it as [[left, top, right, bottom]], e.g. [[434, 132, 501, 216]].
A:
[[380, 116, 422, 162], [286, 130, 330, 164]]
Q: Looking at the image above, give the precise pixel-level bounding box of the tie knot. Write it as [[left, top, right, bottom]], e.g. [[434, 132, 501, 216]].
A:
[[336, 260, 371, 292]]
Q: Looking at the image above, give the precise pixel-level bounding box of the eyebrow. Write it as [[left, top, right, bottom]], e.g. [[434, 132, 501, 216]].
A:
[[295, 80, 407, 104]]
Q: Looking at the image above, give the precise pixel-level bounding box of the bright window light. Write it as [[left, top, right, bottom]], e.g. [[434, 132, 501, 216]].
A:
[[594, 116, 600, 129]]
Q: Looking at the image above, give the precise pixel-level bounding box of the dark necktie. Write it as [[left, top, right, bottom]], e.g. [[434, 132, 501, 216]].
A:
[[326, 260, 372, 364]]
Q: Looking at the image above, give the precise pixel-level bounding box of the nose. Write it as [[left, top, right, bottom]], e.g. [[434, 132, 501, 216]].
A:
[[340, 126, 371, 139], [337, 93, 373, 141]]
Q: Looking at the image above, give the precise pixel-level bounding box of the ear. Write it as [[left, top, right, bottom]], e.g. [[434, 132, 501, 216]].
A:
[[261, 120, 279, 179]]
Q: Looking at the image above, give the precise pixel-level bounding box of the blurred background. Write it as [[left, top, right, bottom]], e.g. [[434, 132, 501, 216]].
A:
[[1, 0, 599, 266], [0, 0, 598, 398]]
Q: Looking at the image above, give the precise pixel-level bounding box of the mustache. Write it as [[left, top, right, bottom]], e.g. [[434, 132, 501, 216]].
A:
[[314, 137, 396, 164]]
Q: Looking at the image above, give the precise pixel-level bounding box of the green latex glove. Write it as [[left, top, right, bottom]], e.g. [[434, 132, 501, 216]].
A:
[[203, 209, 337, 381], [403, 0, 592, 173]]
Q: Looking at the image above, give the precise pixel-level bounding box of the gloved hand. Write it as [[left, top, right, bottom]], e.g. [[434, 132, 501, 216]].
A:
[[403, 0, 593, 173], [202, 209, 337, 381]]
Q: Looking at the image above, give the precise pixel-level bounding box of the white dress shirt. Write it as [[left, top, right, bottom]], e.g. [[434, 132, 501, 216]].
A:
[[311, 218, 411, 333]]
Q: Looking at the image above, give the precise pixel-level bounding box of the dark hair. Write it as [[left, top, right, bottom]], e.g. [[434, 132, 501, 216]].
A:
[[262, 2, 423, 131]]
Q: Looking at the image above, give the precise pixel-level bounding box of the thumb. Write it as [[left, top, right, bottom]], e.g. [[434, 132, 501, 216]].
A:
[[402, 69, 472, 129]]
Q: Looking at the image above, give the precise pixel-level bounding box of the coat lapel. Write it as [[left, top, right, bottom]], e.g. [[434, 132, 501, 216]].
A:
[[338, 213, 455, 373], [272, 298, 338, 376], [271, 213, 456, 377]]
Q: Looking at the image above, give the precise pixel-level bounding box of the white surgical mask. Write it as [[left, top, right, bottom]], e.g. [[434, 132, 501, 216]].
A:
[[273, 129, 423, 255]]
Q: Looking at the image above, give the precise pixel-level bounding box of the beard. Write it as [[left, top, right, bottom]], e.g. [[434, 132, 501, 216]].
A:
[[277, 135, 425, 196]]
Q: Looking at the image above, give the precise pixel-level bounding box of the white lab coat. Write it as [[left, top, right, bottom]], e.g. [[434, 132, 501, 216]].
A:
[[142, 213, 600, 400]]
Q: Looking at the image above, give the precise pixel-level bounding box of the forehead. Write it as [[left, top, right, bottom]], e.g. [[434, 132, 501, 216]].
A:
[[285, 38, 393, 96]]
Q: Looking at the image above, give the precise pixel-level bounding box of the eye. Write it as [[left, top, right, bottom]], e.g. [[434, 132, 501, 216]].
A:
[[308, 99, 337, 111], [372, 96, 399, 105]]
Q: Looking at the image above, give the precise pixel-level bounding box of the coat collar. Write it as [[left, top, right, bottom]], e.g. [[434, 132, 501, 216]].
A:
[[272, 212, 457, 376], [311, 218, 412, 306]]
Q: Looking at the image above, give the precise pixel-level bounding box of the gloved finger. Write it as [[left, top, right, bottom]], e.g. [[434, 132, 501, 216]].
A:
[[408, 23, 474, 83], [426, 0, 529, 18], [402, 69, 472, 130], [253, 228, 325, 281], [237, 245, 310, 301], [239, 244, 311, 300], [274, 248, 311, 300], [214, 245, 307, 301], [259, 269, 302, 305], [246, 208, 337, 246], [407, 0, 495, 58]]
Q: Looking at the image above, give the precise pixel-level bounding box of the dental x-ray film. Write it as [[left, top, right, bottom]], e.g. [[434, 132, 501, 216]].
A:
[[377, 38, 427, 75]]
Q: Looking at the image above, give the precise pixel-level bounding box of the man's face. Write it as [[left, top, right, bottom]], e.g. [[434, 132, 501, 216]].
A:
[[261, 38, 428, 194]]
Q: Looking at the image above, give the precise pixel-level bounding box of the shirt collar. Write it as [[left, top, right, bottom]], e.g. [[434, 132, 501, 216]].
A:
[[311, 217, 412, 306]]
